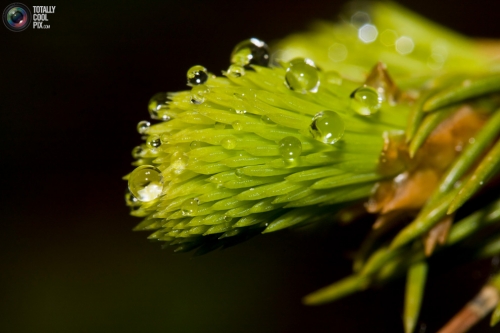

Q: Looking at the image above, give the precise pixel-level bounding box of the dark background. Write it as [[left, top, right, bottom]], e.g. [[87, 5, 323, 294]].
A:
[[1, 1, 499, 332]]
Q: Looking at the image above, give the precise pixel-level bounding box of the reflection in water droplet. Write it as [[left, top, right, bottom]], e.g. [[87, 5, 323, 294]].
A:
[[148, 92, 171, 121], [279, 136, 302, 167], [225, 64, 245, 78], [309, 111, 344, 144], [325, 71, 343, 85], [181, 197, 199, 216], [350, 86, 382, 115], [187, 65, 208, 86], [221, 136, 237, 150], [128, 165, 164, 202], [261, 115, 276, 125], [358, 24, 378, 43], [147, 135, 162, 148], [191, 85, 209, 104], [231, 38, 270, 68], [285, 58, 320, 93], [137, 120, 150, 134]]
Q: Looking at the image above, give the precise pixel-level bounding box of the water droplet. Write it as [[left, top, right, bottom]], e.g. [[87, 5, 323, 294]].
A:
[[350, 86, 382, 115], [170, 152, 188, 170], [214, 122, 226, 130], [231, 38, 270, 69], [232, 121, 243, 131], [137, 120, 150, 134], [221, 136, 237, 150], [324, 71, 343, 85], [191, 85, 209, 104], [148, 93, 171, 121], [190, 141, 205, 150], [160, 133, 169, 144], [125, 188, 140, 206], [261, 115, 276, 125], [279, 136, 302, 167], [285, 58, 320, 93], [309, 111, 344, 144], [132, 146, 144, 159], [128, 165, 164, 202], [364, 62, 398, 104], [235, 169, 244, 177], [187, 65, 208, 86], [147, 135, 162, 148], [181, 198, 199, 216], [223, 215, 233, 222], [224, 64, 245, 78]]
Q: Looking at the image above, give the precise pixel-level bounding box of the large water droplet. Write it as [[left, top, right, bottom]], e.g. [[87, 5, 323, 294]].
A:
[[187, 65, 208, 86], [285, 58, 320, 93], [309, 111, 344, 144], [147, 135, 162, 148], [279, 136, 302, 167], [181, 198, 199, 216], [191, 85, 209, 104], [148, 93, 171, 121], [230, 38, 270, 68], [137, 120, 150, 134], [350, 86, 382, 115], [128, 165, 164, 202]]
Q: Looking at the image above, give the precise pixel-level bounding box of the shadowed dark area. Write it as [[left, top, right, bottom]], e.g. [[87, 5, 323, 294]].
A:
[[1, 0, 499, 332]]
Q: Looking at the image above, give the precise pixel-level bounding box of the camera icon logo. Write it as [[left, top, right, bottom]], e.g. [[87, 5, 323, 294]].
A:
[[3, 3, 31, 32]]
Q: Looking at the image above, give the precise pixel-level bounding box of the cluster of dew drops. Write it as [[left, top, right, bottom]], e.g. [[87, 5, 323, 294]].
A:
[[126, 38, 384, 206]]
